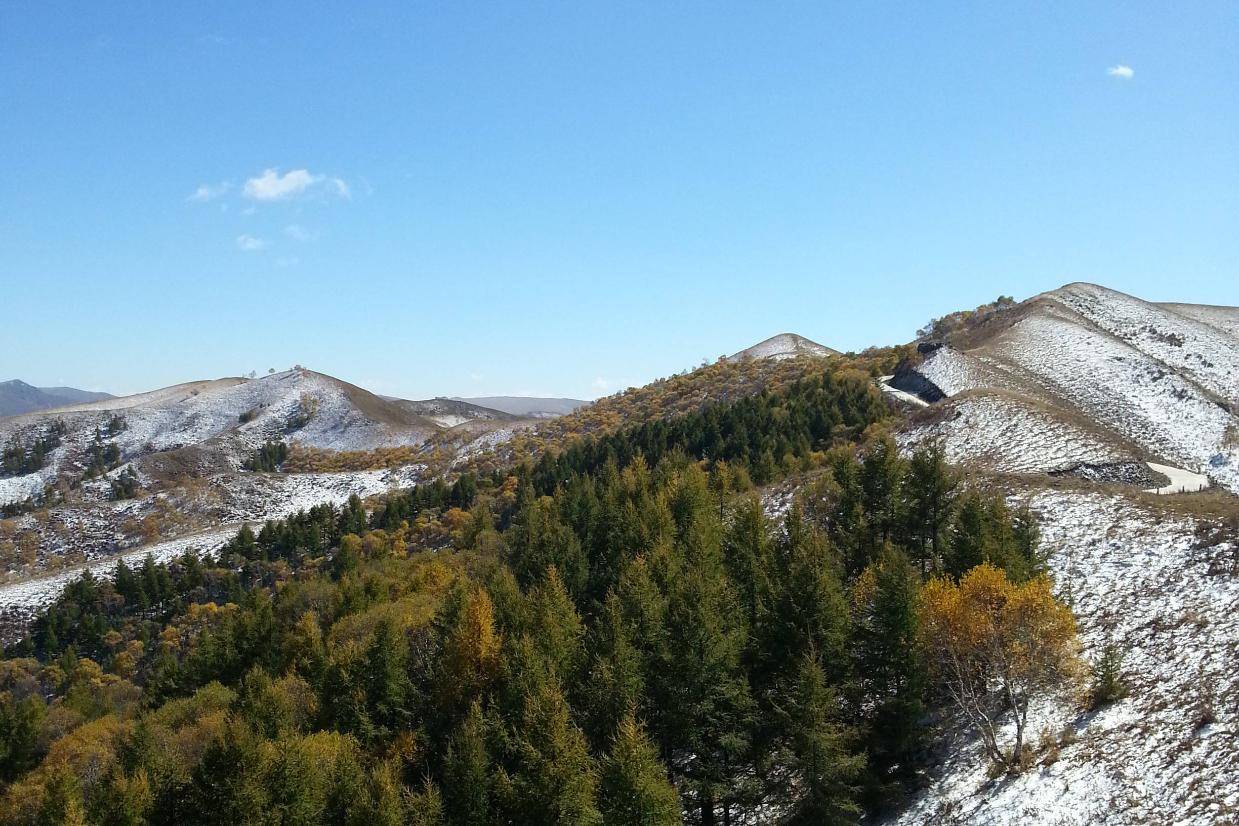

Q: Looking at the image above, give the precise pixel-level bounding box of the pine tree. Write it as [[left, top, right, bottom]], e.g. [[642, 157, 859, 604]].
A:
[[945, 491, 988, 578], [365, 617, 413, 741], [0, 691, 46, 782], [443, 702, 491, 826], [851, 546, 925, 797], [858, 436, 905, 567], [598, 715, 682, 826], [526, 566, 586, 683], [722, 496, 772, 630], [781, 653, 863, 826], [507, 676, 602, 825], [581, 592, 645, 748], [655, 499, 753, 825], [761, 507, 849, 686], [904, 443, 958, 575], [1089, 637, 1128, 709]]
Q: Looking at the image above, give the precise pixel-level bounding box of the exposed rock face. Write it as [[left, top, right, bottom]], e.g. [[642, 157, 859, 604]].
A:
[[891, 359, 946, 402]]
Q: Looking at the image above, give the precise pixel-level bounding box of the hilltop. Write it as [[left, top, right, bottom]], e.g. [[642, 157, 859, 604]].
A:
[[891, 283, 1239, 493], [727, 332, 840, 362]]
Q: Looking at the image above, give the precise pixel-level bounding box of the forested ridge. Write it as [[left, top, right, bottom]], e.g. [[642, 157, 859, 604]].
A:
[[0, 365, 1077, 825]]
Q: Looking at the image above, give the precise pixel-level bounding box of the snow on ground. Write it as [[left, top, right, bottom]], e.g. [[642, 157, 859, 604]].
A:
[[898, 394, 1136, 476], [1144, 462, 1210, 495], [894, 489, 1239, 825], [0, 527, 238, 614], [912, 301, 1239, 495], [0, 369, 437, 506], [0, 464, 426, 596], [1051, 284, 1239, 407], [728, 333, 837, 362], [991, 312, 1239, 493], [915, 347, 994, 397], [1159, 303, 1239, 340]]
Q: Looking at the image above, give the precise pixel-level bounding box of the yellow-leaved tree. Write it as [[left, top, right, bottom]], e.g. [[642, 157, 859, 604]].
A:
[[919, 563, 1082, 773]]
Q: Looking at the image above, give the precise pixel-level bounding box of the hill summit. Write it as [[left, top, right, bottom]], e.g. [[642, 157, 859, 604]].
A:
[[727, 332, 838, 362]]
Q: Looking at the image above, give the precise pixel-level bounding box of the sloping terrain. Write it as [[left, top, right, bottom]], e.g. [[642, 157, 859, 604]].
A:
[[0, 368, 440, 506], [392, 396, 515, 428], [728, 331, 839, 362], [892, 487, 1239, 825], [0, 369, 449, 586], [0, 380, 113, 417], [895, 284, 1239, 492], [451, 395, 587, 417]]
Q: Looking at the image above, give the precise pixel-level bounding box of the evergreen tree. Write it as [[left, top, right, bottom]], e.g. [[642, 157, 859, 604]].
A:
[[722, 495, 772, 630], [0, 691, 45, 782], [781, 653, 863, 826], [851, 546, 925, 798], [945, 491, 988, 578], [443, 702, 491, 826], [598, 715, 682, 826], [903, 443, 958, 575], [858, 436, 905, 567], [506, 676, 602, 825], [581, 592, 645, 748], [526, 566, 586, 683], [655, 496, 753, 825]]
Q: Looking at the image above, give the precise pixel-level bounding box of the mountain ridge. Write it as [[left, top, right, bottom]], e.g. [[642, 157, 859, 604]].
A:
[[0, 380, 113, 418]]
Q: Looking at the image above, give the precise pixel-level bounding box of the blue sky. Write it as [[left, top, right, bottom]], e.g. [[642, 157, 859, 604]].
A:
[[1, 3, 1235, 399]]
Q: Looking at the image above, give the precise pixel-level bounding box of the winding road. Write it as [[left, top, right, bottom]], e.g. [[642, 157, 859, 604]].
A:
[[1143, 461, 1210, 495]]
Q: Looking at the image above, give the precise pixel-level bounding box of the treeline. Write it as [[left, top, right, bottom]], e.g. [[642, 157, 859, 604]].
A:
[[1, 422, 66, 477], [244, 441, 290, 472], [528, 368, 888, 491], [0, 366, 1075, 825]]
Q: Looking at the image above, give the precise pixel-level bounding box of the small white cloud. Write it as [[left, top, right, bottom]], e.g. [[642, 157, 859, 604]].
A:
[[243, 168, 317, 201], [591, 377, 610, 393], [1107, 64, 1134, 80], [189, 181, 231, 202], [284, 224, 314, 242], [236, 234, 268, 252], [242, 168, 350, 201]]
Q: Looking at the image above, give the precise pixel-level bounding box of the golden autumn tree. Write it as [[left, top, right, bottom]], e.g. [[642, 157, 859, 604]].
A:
[[440, 586, 502, 708], [919, 564, 1081, 773]]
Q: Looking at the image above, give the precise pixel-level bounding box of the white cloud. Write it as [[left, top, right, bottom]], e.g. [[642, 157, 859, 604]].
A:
[[189, 181, 231, 202], [1107, 64, 1134, 80], [243, 168, 318, 201], [284, 224, 314, 242], [236, 234, 268, 252], [591, 377, 610, 393], [242, 168, 350, 201]]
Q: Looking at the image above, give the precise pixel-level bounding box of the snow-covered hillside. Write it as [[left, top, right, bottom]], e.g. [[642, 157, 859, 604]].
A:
[[893, 488, 1239, 825], [728, 332, 839, 362], [899, 285, 1239, 493], [0, 368, 440, 507]]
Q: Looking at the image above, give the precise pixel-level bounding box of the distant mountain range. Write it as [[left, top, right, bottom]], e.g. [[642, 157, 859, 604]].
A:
[[0, 380, 113, 417], [451, 396, 587, 418]]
